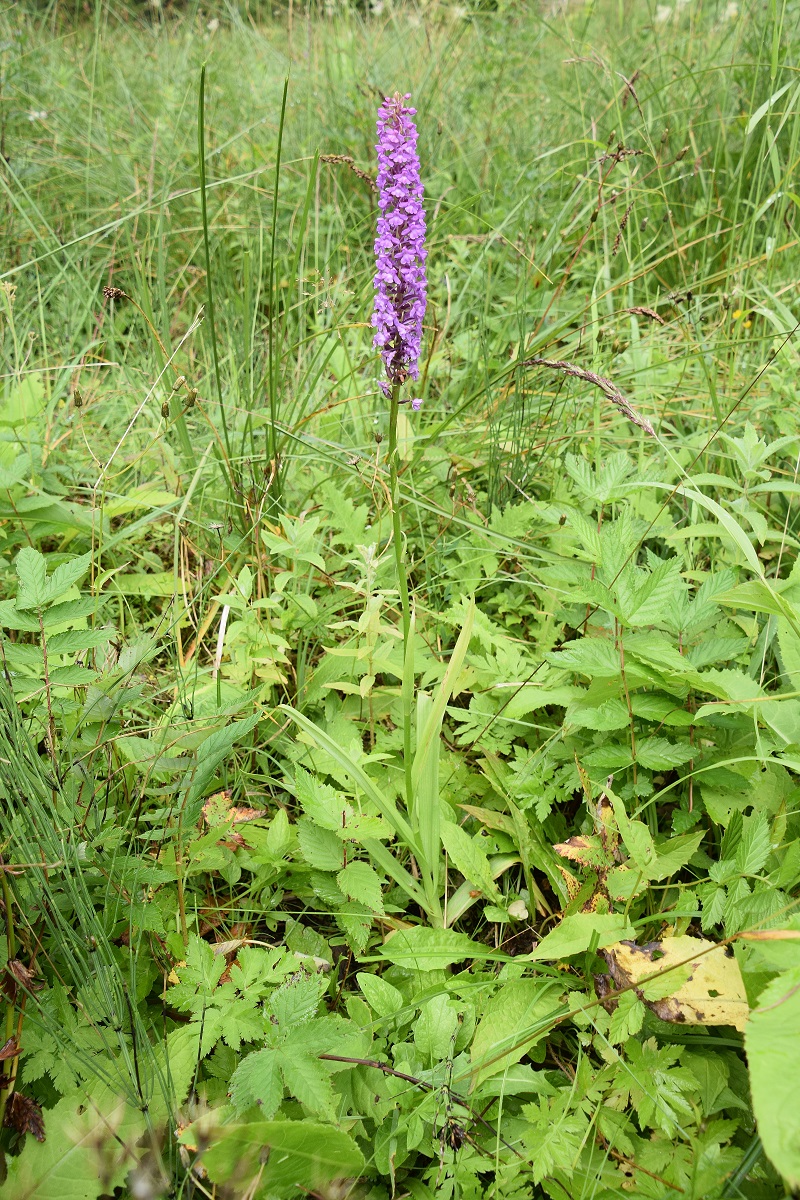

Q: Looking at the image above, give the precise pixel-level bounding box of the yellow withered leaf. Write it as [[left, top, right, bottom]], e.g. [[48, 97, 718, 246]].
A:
[[601, 935, 749, 1032]]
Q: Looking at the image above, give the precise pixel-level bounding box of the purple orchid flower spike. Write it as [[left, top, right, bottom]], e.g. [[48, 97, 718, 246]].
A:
[[372, 93, 427, 402]]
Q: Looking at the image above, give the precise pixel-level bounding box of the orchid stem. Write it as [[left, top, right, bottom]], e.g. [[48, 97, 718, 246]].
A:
[[388, 385, 413, 808]]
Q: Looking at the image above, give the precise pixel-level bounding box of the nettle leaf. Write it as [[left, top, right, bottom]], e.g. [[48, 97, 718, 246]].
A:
[[268, 971, 326, 1027], [184, 711, 262, 815], [610, 793, 657, 875], [337, 812, 392, 841], [46, 628, 112, 655], [276, 1046, 336, 1119], [229, 1048, 284, 1117], [15, 547, 48, 609], [44, 552, 92, 603], [42, 597, 97, 628], [297, 818, 344, 872], [336, 861, 384, 913], [547, 637, 620, 678], [565, 696, 630, 731], [335, 902, 372, 952], [651, 829, 705, 879], [636, 737, 694, 770], [735, 811, 772, 876], [294, 767, 350, 830]]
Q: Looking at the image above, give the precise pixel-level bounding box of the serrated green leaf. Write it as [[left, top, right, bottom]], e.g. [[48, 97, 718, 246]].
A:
[[46, 628, 112, 655], [294, 767, 350, 831], [44, 553, 92, 603], [269, 971, 325, 1027], [297, 818, 344, 872], [546, 637, 620, 677], [636, 736, 694, 770], [42, 598, 97, 628], [651, 829, 705, 880], [229, 1048, 283, 1117], [15, 547, 48, 609], [609, 990, 646, 1045], [276, 1046, 336, 1119], [736, 810, 772, 876], [336, 861, 384, 913]]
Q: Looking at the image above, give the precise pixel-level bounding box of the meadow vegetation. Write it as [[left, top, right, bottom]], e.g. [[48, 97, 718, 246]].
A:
[[1, 0, 800, 1196]]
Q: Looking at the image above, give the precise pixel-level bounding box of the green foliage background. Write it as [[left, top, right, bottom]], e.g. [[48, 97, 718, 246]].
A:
[[1, 0, 800, 1196]]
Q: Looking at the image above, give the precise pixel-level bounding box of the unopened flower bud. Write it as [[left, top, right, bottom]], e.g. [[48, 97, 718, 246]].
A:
[[161, 401, 170, 418], [73, 389, 83, 408]]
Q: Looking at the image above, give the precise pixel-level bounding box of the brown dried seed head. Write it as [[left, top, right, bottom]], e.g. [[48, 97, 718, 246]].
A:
[[185, 388, 198, 406], [102, 285, 126, 302], [172, 375, 186, 392], [161, 402, 170, 419], [73, 389, 83, 408]]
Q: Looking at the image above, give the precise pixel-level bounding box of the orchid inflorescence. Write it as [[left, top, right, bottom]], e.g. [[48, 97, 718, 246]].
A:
[[372, 93, 427, 410]]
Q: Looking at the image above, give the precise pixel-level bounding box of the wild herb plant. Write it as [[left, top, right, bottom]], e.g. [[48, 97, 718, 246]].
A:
[[1, 1, 800, 1197]]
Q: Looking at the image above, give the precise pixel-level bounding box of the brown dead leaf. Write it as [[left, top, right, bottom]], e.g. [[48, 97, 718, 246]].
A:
[[211, 938, 246, 957], [202, 790, 265, 828], [0, 1037, 19, 1061], [3, 960, 38, 1003], [602, 936, 749, 1032], [202, 790, 233, 826], [4, 1091, 45, 1142], [202, 790, 266, 851]]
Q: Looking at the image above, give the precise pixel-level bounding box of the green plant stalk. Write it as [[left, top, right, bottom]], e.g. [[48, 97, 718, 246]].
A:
[[0, 870, 16, 1127], [198, 65, 234, 483], [414, 692, 442, 926], [388, 385, 413, 809]]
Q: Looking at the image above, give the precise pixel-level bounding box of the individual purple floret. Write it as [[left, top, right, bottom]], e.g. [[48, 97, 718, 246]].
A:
[[372, 93, 427, 391]]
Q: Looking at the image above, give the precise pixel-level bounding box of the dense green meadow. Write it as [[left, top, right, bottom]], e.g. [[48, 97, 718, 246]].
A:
[[2, 0, 800, 1195]]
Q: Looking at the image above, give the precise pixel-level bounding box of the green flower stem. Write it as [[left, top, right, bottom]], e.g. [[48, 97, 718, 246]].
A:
[[388, 385, 413, 809]]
